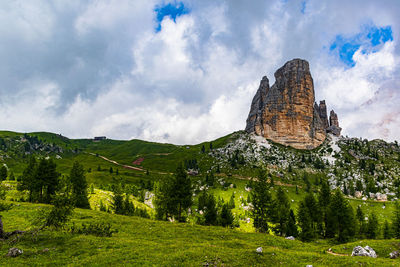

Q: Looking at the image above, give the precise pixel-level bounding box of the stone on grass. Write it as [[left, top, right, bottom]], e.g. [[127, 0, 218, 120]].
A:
[[6, 247, 23, 257], [351, 246, 377, 258], [285, 236, 295, 240], [256, 247, 263, 254], [390, 250, 400, 259]]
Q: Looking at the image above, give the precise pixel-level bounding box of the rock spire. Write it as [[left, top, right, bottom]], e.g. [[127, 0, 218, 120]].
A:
[[245, 59, 341, 149]]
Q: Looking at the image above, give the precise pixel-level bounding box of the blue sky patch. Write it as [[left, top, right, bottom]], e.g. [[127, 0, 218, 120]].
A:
[[154, 2, 190, 32], [330, 25, 393, 67], [301, 1, 306, 14]]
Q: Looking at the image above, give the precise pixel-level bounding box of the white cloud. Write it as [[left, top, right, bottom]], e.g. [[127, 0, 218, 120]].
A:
[[0, 0, 400, 144]]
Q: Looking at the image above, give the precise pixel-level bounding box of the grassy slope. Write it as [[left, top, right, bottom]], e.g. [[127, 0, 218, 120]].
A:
[[1, 202, 400, 266]]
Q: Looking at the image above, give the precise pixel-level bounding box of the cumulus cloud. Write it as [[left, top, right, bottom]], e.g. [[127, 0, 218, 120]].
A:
[[0, 0, 399, 144]]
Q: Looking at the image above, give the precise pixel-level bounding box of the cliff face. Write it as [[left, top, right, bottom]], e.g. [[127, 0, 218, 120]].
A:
[[245, 59, 341, 150]]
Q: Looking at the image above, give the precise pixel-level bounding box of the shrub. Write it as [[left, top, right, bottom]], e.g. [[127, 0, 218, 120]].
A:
[[69, 222, 117, 237]]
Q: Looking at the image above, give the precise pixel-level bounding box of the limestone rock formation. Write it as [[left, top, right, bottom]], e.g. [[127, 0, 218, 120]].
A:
[[245, 58, 341, 149], [317, 100, 329, 129], [326, 110, 342, 136]]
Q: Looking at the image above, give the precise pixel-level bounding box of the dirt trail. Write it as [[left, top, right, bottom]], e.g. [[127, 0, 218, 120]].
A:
[[326, 250, 348, 257], [87, 152, 144, 172], [86, 152, 173, 175]]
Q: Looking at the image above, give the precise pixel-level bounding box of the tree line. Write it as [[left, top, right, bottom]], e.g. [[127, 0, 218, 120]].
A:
[[250, 170, 400, 242]]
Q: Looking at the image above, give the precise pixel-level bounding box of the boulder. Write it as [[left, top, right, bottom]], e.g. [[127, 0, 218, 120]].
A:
[[285, 236, 295, 240], [355, 191, 362, 198], [6, 247, 23, 257], [390, 250, 400, 259], [351, 246, 377, 258], [256, 247, 263, 254]]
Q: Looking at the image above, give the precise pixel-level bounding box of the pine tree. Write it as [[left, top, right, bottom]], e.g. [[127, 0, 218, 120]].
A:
[[19, 156, 37, 202], [109, 167, 113, 174], [271, 187, 290, 236], [69, 161, 90, 209], [297, 201, 314, 241], [171, 165, 192, 222], [154, 165, 192, 222], [326, 189, 355, 242], [298, 193, 320, 241], [366, 212, 379, 239], [356, 206, 366, 237], [36, 158, 59, 203], [204, 193, 217, 225], [219, 203, 234, 227], [228, 193, 235, 209], [112, 185, 124, 215], [318, 180, 331, 237], [383, 220, 391, 239], [393, 201, 400, 238], [250, 170, 272, 233], [154, 177, 175, 220], [8, 172, 15, 181], [286, 209, 298, 237], [123, 194, 134, 215], [201, 145, 205, 153], [0, 166, 7, 181]]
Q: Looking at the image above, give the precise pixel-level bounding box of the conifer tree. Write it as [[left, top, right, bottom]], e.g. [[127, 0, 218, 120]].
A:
[[154, 165, 192, 222], [250, 170, 272, 233], [204, 193, 217, 225], [19, 156, 37, 202], [297, 201, 314, 241], [286, 209, 298, 237], [326, 189, 355, 242], [154, 177, 175, 220], [318, 180, 331, 237], [356, 206, 366, 237], [112, 185, 124, 215], [271, 187, 290, 236], [298, 193, 320, 241], [393, 201, 400, 238], [383, 220, 391, 239], [219, 203, 234, 227], [69, 161, 90, 209], [0, 166, 7, 181], [171, 165, 192, 222], [36, 158, 59, 203], [366, 212, 379, 239], [228, 193, 235, 209]]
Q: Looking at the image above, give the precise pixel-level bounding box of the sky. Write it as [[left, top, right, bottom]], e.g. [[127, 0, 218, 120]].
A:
[[0, 0, 399, 144]]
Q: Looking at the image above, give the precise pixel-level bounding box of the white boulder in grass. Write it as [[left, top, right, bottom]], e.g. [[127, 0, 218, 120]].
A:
[[256, 247, 263, 254], [6, 248, 23, 257], [351, 246, 377, 258]]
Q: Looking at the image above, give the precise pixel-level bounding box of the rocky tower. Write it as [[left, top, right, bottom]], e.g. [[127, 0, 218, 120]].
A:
[[246, 58, 340, 149], [327, 110, 342, 136], [317, 100, 329, 129]]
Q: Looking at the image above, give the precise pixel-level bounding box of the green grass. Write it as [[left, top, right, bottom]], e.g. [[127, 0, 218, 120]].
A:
[[1, 201, 400, 266]]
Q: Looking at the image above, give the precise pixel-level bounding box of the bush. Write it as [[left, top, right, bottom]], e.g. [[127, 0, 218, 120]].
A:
[[69, 222, 117, 237]]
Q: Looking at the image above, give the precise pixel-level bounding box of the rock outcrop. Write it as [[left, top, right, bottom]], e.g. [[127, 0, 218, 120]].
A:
[[326, 110, 342, 136], [245, 59, 341, 149]]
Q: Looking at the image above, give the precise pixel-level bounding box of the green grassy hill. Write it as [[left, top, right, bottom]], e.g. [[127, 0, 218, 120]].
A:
[[1, 130, 400, 265], [1, 201, 400, 266]]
